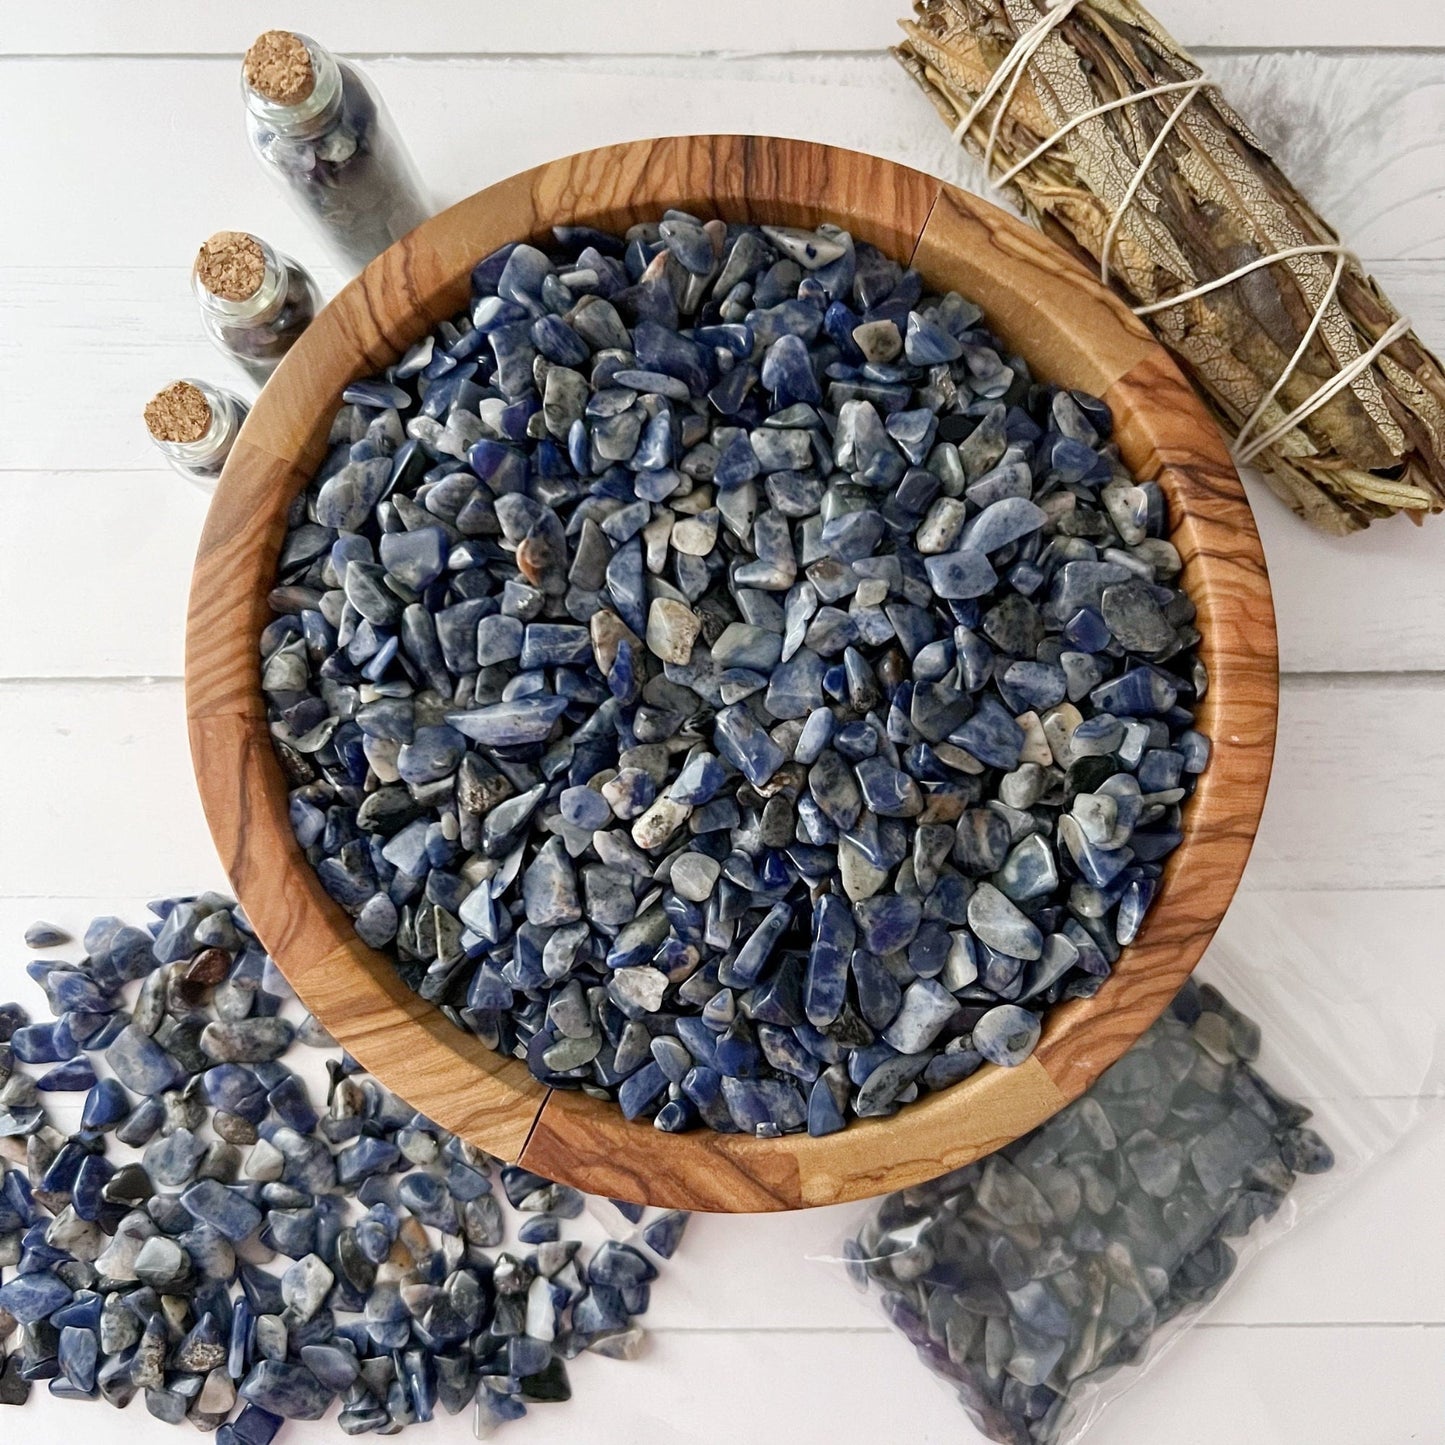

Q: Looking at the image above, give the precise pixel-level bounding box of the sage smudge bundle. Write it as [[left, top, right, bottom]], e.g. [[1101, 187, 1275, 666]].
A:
[[896, 0, 1445, 533]]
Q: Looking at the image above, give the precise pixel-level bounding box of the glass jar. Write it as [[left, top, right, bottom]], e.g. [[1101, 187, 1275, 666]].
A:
[[241, 31, 429, 274], [143, 379, 249, 492], [193, 231, 321, 382]]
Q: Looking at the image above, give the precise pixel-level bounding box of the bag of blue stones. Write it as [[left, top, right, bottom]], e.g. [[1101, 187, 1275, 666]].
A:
[[838, 897, 1441, 1444]]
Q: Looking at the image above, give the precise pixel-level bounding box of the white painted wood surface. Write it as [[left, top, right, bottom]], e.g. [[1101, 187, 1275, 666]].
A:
[[5, 0, 1445, 54], [2, 4, 1443, 1443]]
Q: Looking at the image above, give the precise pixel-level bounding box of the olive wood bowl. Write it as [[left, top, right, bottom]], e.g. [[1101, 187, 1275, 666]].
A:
[[186, 135, 1277, 1212]]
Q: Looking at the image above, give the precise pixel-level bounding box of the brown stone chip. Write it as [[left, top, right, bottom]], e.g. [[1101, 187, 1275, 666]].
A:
[[243, 30, 315, 106], [195, 231, 265, 302], [186, 948, 233, 987], [144, 382, 212, 444]]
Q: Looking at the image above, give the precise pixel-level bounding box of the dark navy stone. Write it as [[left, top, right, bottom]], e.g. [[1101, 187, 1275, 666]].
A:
[[36, 1056, 97, 1092], [268, 1074, 318, 1134], [808, 749, 862, 831], [972, 1003, 1042, 1067], [180, 1180, 264, 1243], [641, 1210, 689, 1259], [669, 751, 727, 806], [904, 312, 964, 365], [953, 696, 1025, 771], [0, 1270, 71, 1324], [105, 1025, 185, 1095], [617, 1062, 668, 1120], [633, 319, 710, 395], [70, 1154, 114, 1221], [804, 895, 854, 1027], [721, 1076, 807, 1133], [720, 903, 792, 989], [713, 705, 785, 788], [806, 1074, 847, 1136], [57, 1326, 98, 1393], [445, 696, 569, 746], [852, 949, 903, 1032], [962, 496, 1048, 554], [239, 1361, 335, 1421], [924, 548, 997, 600], [853, 896, 923, 955], [336, 1135, 401, 1185], [11, 1019, 76, 1065], [1002, 661, 1067, 712], [855, 758, 922, 818]]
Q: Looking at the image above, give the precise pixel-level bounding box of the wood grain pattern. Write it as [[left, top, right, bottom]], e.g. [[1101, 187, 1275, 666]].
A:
[[519, 1053, 1068, 1212], [186, 135, 1276, 1212], [186, 710, 546, 1161]]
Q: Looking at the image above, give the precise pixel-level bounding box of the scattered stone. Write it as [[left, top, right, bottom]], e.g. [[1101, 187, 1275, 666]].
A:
[[24, 921, 71, 949], [0, 900, 686, 1434]]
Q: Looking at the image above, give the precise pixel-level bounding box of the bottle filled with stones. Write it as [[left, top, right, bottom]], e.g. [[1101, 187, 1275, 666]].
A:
[[241, 31, 429, 274], [142, 379, 249, 490], [193, 230, 321, 383]]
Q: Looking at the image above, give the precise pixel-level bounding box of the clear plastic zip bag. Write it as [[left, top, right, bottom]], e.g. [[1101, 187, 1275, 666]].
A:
[[838, 895, 1443, 1444]]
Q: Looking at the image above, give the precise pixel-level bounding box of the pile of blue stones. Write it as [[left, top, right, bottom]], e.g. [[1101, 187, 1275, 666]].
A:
[[846, 979, 1332, 1445], [263, 214, 1212, 1139], [0, 903, 685, 1436]]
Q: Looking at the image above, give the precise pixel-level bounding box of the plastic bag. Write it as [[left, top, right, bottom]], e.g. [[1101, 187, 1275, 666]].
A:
[[838, 895, 1442, 1445]]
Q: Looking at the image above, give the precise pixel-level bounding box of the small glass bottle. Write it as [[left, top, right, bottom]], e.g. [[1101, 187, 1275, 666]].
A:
[[193, 231, 321, 383], [241, 30, 429, 274], [142, 379, 249, 492]]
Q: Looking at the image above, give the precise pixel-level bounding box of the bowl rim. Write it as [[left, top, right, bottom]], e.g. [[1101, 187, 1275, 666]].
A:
[[186, 134, 1277, 1212]]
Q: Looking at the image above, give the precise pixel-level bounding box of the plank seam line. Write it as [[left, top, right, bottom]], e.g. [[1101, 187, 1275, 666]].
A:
[[517, 1086, 554, 1160], [6, 883, 1434, 900], [2, 45, 1445, 61], [7, 671, 1445, 686], [6, 260, 1443, 273], [0, 48, 895, 63], [641, 1320, 1445, 1333]]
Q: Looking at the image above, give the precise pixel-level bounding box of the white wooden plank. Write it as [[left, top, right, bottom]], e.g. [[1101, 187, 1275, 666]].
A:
[[0, 270, 323, 472], [0, 14, 1440, 1445], [4, 267, 1444, 679], [1243, 454, 1445, 677], [0, 677, 1439, 895], [0, 682, 221, 898], [2, 257, 1440, 475], [2, 53, 1444, 273], [1056, 1321, 1445, 1444], [10, 1320, 1445, 1443], [1206, 50, 1445, 263], [4, 464, 1442, 679], [1250, 676, 1445, 890], [5, 889, 1442, 1340], [0, 470, 207, 677], [4, 0, 1443, 56], [645, 1109, 1445, 1333]]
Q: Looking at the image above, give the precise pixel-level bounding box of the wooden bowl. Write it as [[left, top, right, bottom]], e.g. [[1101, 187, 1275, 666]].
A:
[[186, 135, 1276, 1212]]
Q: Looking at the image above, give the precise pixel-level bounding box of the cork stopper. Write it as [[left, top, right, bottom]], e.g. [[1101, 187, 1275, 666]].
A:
[[243, 30, 315, 106], [196, 231, 266, 302], [144, 382, 212, 444]]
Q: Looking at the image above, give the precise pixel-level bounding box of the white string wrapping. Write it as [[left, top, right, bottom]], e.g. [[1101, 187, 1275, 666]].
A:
[[948, 0, 1412, 469]]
